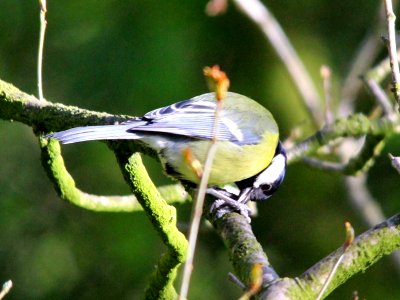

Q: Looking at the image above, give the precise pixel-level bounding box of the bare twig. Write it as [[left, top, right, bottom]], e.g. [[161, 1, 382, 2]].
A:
[[389, 153, 400, 174], [321, 65, 334, 125], [303, 157, 345, 172], [339, 3, 387, 115], [346, 174, 386, 226], [365, 78, 395, 115], [179, 66, 229, 299], [232, 0, 322, 125], [205, 0, 228, 16], [179, 143, 219, 300], [0, 280, 12, 300], [37, 0, 47, 101], [340, 34, 382, 115], [352, 291, 359, 300], [383, 0, 400, 110], [315, 222, 354, 300], [228, 272, 247, 290]]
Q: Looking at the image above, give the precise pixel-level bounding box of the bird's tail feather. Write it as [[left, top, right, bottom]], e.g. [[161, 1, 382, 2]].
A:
[[46, 124, 140, 144]]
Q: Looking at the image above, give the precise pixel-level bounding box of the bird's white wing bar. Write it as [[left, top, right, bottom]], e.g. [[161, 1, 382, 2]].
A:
[[143, 98, 216, 118], [125, 98, 250, 144]]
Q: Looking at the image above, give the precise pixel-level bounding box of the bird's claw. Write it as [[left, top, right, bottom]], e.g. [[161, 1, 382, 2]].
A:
[[209, 198, 252, 223]]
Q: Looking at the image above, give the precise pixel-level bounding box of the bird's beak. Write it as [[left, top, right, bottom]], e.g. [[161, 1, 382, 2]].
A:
[[237, 187, 252, 203]]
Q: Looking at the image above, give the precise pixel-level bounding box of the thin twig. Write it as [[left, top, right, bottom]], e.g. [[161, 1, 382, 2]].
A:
[[339, 2, 387, 115], [340, 33, 382, 115], [37, 0, 47, 101], [365, 78, 395, 116], [315, 254, 344, 300], [0, 280, 12, 300], [383, 0, 400, 110], [321, 65, 334, 125], [227, 272, 247, 291], [178, 144, 218, 300], [205, 0, 228, 16], [303, 157, 345, 172], [232, 0, 322, 125], [179, 67, 228, 299], [389, 153, 400, 174], [315, 222, 354, 300], [345, 175, 385, 227]]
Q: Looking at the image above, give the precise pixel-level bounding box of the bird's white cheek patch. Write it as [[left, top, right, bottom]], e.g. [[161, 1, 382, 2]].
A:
[[253, 154, 286, 188]]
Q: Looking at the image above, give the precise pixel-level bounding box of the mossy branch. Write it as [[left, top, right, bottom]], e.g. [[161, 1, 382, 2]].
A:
[[207, 200, 400, 299], [287, 113, 400, 164], [113, 148, 188, 299], [343, 134, 386, 175], [206, 201, 279, 288], [0, 78, 188, 298], [257, 213, 400, 299], [0, 81, 129, 130], [39, 137, 190, 212], [296, 213, 400, 299], [39, 136, 142, 212], [302, 134, 387, 175]]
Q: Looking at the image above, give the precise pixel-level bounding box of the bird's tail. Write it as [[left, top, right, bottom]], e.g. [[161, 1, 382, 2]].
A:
[[46, 124, 140, 144]]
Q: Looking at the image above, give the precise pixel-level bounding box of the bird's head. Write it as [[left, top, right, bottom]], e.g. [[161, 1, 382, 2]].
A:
[[236, 142, 286, 203]]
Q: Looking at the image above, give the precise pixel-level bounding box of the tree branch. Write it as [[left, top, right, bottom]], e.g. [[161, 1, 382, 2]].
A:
[[112, 149, 188, 298], [287, 113, 399, 163], [258, 213, 400, 299], [40, 137, 141, 212], [339, 2, 387, 115], [232, 0, 322, 125], [40, 136, 189, 211], [206, 200, 279, 289], [206, 200, 400, 300], [301, 134, 386, 175], [297, 213, 400, 299], [0, 80, 129, 131], [383, 0, 400, 110], [0, 78, 188, 298]]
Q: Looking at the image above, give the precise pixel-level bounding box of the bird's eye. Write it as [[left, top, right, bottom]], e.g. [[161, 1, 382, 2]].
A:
[[261, 184, 272, 192]]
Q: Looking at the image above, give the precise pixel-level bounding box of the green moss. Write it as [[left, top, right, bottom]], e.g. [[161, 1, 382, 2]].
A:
[[114, 150, 188, 298]]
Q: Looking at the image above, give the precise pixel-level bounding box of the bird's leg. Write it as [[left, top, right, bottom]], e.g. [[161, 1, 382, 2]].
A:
[[207, 187, 252, 223]]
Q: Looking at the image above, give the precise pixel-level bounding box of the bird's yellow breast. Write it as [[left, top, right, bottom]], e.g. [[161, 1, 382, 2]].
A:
[[163, 132, 279, 185]]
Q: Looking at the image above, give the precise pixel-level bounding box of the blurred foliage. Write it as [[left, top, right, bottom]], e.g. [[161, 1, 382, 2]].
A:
[[0, 0, 399, 299]]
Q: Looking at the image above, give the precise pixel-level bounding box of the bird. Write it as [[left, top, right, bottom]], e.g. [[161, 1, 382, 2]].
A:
[[46, 92, 286, 219]]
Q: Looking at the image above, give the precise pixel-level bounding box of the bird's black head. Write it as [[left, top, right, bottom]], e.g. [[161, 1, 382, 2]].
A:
[[236, 142, 286, 202]]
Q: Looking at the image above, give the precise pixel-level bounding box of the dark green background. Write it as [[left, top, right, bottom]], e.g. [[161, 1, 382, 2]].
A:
[[0, 1, 399, 299]]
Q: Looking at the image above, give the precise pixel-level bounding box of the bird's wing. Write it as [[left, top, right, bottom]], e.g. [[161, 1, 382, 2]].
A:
[[124, 98, 247, 143]]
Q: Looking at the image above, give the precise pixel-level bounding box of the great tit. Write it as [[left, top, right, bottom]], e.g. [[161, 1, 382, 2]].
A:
[[46, 92, 286, 214]]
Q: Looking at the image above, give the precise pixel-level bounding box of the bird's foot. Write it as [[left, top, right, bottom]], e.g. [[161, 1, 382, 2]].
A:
[[207, 188, 252, 223]]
